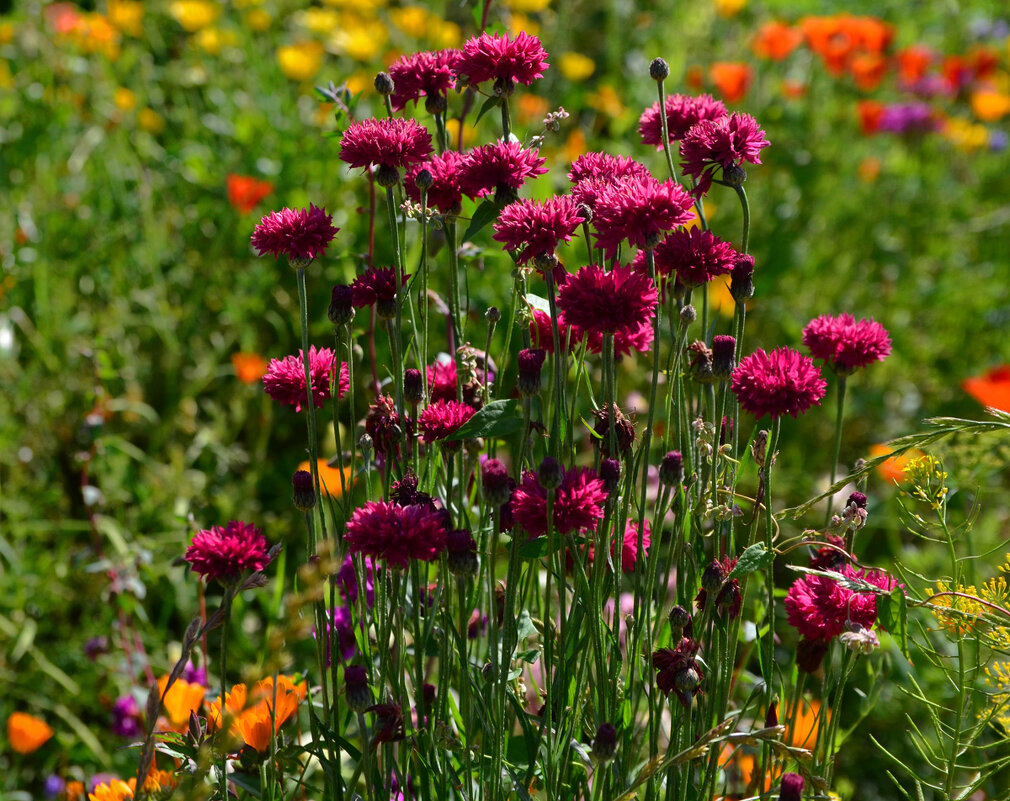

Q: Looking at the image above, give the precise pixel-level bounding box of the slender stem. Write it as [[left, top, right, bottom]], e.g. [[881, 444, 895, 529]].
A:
[[758, 418, 781, 782], [446, 220, 463, 360], [824, 376, 848, 527], [637, 249, 662, 537], [297, 267, 327, 545], [500, 96, 511, 141], [544, 269, 566, 458], [655, 78, 678, 183], [734, 185, 751, 255], [385, 187, 406, 426], [419, 188, 430, 391], [218, 590, 233, 801]]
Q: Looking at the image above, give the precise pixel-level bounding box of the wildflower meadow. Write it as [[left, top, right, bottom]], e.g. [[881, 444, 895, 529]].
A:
[[4, 2, 1010, 800]]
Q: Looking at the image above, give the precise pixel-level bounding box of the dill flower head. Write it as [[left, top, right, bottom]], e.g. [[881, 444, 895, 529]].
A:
[[680, 112, 770, 196], [592, 175, 695, 256], [802, 312, 892, 375], [730, 347, 827, 419], [405, 150, 465, 215], [509, 465, 609, 538], [339, 117, 433, 184], [388, 49, 459, 112], [455, 31, 550, 89], [183, 520, 271, 585], [251, 204, 339, 261], [345, 501, 448, 567], [557, 263, 658, 337], [418, 399, 476, 447], [653, 228, 740, 287], [492, 195, 583, 265], [457, 140, 547, 203], [638, 93, 727, 146], [262, 346, 349, 412]]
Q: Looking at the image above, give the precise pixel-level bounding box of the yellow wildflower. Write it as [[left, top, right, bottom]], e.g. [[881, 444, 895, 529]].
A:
[[903, 454, 949, 510], [505, 0, 551, 11], [138, 108, 165, 133], [299, 8, 341, 35], [389, 6, 429, 38], [195, 27, 236, 55], [559, 52, 595, 81], [107, 0, 144, 37], [331, 20, 387, 61], [169, 1, 220, 33], [970, 89, 1010, 122], [927, 580, 986, 635], [0, 22, 14, 45], [345, 71, 372, 96], [430, 20, 462, 48], [445, 118, 475, 148], [246, 9, 272, 31], [114, 87, 136, 111], [0, 61, 13, 91], [588, 85, 625, 118], [278, 41, 325, 82], [713, 0, 747, 17], [508, 14, 539, 37], [323, 0, 385, 11], [983, 661, 1010, 731]]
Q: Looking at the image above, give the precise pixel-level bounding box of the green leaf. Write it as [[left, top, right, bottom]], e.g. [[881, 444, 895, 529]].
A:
[[461, 199, 500, 242], [524, 293, 552, 316], [727, 542, 774, 580], [878, 586, 909, 658], [453, 399, 523, 440], [474, 95, 500, 125], [516, 609, 536, 640], [518, 536, 548, 559]]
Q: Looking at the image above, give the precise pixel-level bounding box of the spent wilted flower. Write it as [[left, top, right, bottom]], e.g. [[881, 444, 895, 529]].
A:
[[251, 204, 339, 261], [510, 466, 608, 538], [183, 520, 272, 585], [652, 637, 704, 708], [345, 501, 449, 567], [802, 313, 892, 375], [262, 346, 349, 412], [592, 175, 695, 255], [455, 31, 549, 90], [339, 117, 433, 185], [680, 112, 770, 196], [364, 395, 407, 456], [557, 263, 658, 337], [388, 49, 459, 112], [731, 347, 827, 419], [638, 93, 727, 146], [405, 151, 466, 216], [653, 228, 740, 288], [457, 140, 547, 203], [492, 196, 582, 265]]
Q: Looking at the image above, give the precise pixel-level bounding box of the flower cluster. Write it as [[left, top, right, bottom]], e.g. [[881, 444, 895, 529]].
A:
[[802, 313, 892, 374]]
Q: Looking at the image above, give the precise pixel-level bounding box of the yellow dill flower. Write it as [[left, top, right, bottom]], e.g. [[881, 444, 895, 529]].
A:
[[278, 41, 325, 81], [903, 454, 949, 510], [114, 87, 136, 111], [390, 6, 429, 38], [107, 0, 143, 37], [246, 9, 272, 31], [559, 52, 595, 81], [169, 1, 220, 33], [330, 20, 387, 61], [927, 580, 985, 635], [138, 108, 165, 133], [983, 661, 1010, 731]]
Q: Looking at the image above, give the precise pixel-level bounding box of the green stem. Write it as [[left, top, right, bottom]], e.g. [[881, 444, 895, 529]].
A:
[[637, 248, 662, 537], [500, 96, 511, 141], [655, 79, 678, 183], [297, 267, 326, 546], [218, 590, 233, 801], [734, 184, 751, 255], [385, 187, 406, 426], [544, 269, 566, 459], [824, 376, 847, 527]]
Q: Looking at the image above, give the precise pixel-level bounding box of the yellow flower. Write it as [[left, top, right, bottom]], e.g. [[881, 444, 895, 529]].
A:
[[505, 0, 551, 11], [87, 779, 134, 801], [169, 1, 220, 33], [246, 9, 272, 31], [138, 108, 165, 133], [299, 8, 342, 35], [331, 19, 387, 61], [0, 61, 13, 91], [588, 85, 625, 118], [445, 118, 475, 148], [508, 14, 539, 37], [0, 22, 14, 45], [389, 6, 429, 38], [713, 0, 747, 17], [76, 14, 120, 60], [107, 0, 144, 37], [195, 27, 235, 55], [278, 41, 325, 81], [324, 0, 385, 10], [559, 52, 595, 81], [345, 70, 372, 96], [983, 661, 1010, 731], [114, 87, 136, 111], [708, 276, 736, 318], [430, 21, 462, 48], [970, 89, 1010, 122]]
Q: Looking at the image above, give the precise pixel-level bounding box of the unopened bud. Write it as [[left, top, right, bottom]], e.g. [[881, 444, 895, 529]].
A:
[[345, 665, 372, 712], [485, 306, 501, 324], [414, 168, 433, 190], [538, 456, 563, 491], [292, 470, 316, 512], [404, 368, 423, 404], [712, 335, 736, 379], [374, 71, 394, 96], [659, 451, 684, 487], [591, 722, 617, 762], [328, 284, 356, 327], [680, 304, 697, 327], [649, 57, 670, 81]]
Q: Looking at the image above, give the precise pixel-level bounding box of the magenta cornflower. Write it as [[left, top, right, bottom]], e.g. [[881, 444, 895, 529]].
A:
[[388, 49, 459, 112], [731, 347, 827, 419], [653, 228, 739, 287], [351, 266, 410, 317], [568, 152, 651, 212], [457, 140, 547, 203], [263, 346, 349, 412], [345, 501, 448, 567], [802, 313, 892, 375], [592, 175, 695, 255], [680, 112, 770, 196], [338, 117, 433, 183], [638, 93, 727, 146], [455, 31, 549, 88], [405, 150, 465, 215], [510, 466, 609, 538], [427, 360, 458, 403], [652, 637, 704, 708], [184, 520, 271, 585], [251, 204, 339, 262], [557, 263, 658, 337], [587, 519, 651, 573], [418, 400, 476, 446], [785, 564, 899, 641], [492, 196, 583, 265]]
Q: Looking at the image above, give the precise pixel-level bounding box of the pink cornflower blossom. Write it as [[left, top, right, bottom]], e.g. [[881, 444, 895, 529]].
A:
[[339, 118, 433, 183], [652, 228, 740, 287], [638, 93, 727, 146], [730, 347, 827, 419], [492, 196, 583, 265], [263, 346, 349, 412], [557, 263, 658, 337], [568, 153, 651, 212], [802, 313, 892, 375], [251, 204, 339, 261], [528, 308, 653, 358], [455, 31, 549, 89], [184, 520, 272, 585], [587, 519, 651, 572], [592, 176, 695, 256], [388, 49, 459, 112], [510, 466, 609, 538], [785, 564, 899, 641], [457, 140, 547, 203], [405, 151, 465, 215], [418, 400, 476, 446], [680, 112, 770, 196], [351, 266, 410, 317], [345, 501, 448, 568]]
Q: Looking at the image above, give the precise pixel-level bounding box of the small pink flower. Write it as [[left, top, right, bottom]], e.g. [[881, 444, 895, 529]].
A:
[[510, 466, 609, 538], [638, 93, 727, 146], [492, 196, 583, 265], [345, 501, 448, 568], [339, 117, 433, 173], [457, 140, 547, 203], [568, 152, 651, 212], [802, 313, 892, 375], [418, 399, 476, 445], [405, 151, 465, 215], [785, 564, 899, 641], [652, 228, 740, 287], [455, 31, 549, 88], [184, 520, 272, 585], [388, 49, 459, 112], [251, 204, 339, 261], [680, 112, 770, 196], [263, 346, 349, 412], [731, 347, 827, 419], [557, 263, 658, 337], [592, 176, 695, 256]]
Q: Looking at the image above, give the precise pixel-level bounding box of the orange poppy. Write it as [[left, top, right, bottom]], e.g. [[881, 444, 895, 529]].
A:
[[752, 21, 802, 61], [782, 79, 807, 99], [232, 352, 268, 384], [66, 781, 85, 801], [156, 675, 206, 732], [298, 458, 354, 498], [968, 46, 1000, 80], [226, 174, 274, 215], [205, 683, 248, 731], [970, 90, 1010, 122], [710, 62, 753, 103], [850, 52, 888, 91], [856, 100, 884, 134], [685, 65, 704, 91], [869, 444, 923, 484], [896, 45, 932, 85], [962, 365, 1010, 413], [7, 712, 54, 754], [516, 94, 550, 125], [848, 16, 893, 53], [232, 675, 306, 752]]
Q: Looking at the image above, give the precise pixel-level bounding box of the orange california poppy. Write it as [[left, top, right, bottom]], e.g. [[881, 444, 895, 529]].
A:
[[752, 21, 802, 61], [156, 675, 206, 732], [232, 352, 268, 384], [205, 683, 248, 731], [849, 16, 893, 53], [7, 712, 54, 754], [227, 174, 274, 215], [896, 45, 932, 85], [856, 100, 885, 134], [970, 90, 1010, 123], [65, 781, 85, 801], [685, 65, 705, 91], [962, 365, 1010, 413], [850, 52, 888, 91], [516, 94, 550, 125], [232, 675, 306, 752], [298, 458, 354, 498], [869, 444, 923, 484], [710, 62, 753, 103]]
